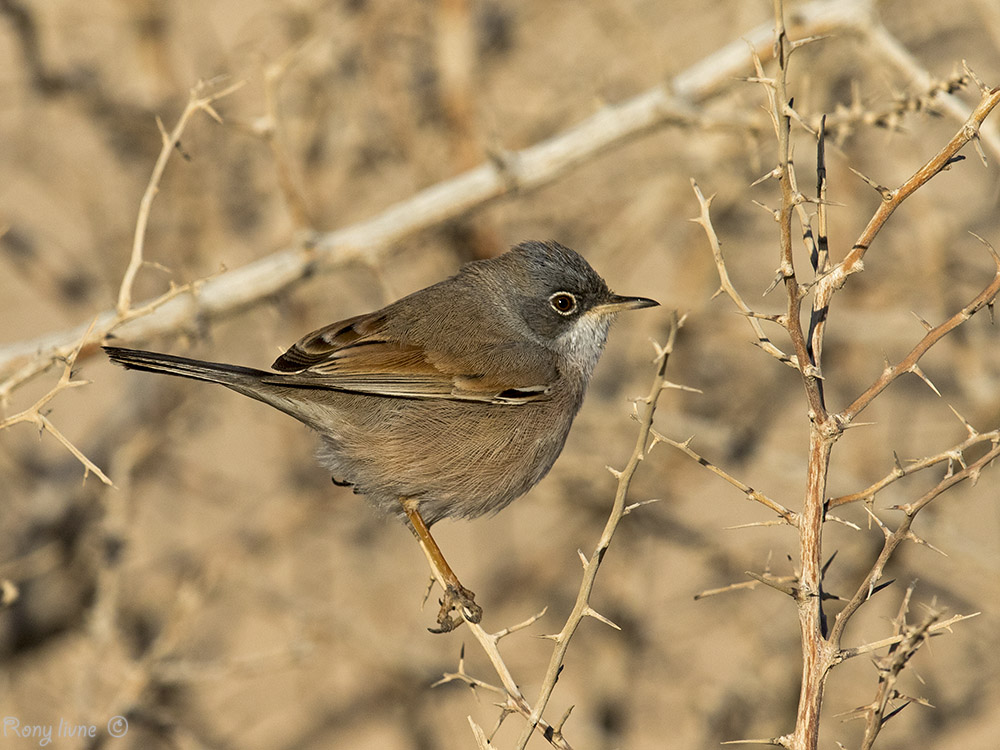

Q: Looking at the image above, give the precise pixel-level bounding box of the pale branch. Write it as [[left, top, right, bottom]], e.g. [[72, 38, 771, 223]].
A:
[[411, 551, 573, 750], [858, 22, 1000, 160], [0, 0, 891, 394], [855, 591, 942, 750], [828, 430, 1000, 510], [117, 78, 245, 318], [838, 243, 1000, 425], [689, 179, 798, 369], [514, 313, 683, 750], [809, 69, 974, 145], [653, 430, 798, 526], [820, 82, 1000, 299], [694, 575, 798, 601], [837, 612, 980, 661], [828, 441, 1000, 647], [751, 12, 828, 426], [0, 319, 112, 485]]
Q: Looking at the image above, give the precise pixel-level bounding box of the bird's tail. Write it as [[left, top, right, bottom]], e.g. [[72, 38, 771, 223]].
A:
[[104, 345, 333, 431], [103, 346, 270, 387]]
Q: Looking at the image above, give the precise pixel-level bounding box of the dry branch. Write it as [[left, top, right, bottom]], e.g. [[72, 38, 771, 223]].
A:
[[514, 314, 682, 750], [683, 3, 1000, 748], [0, 0, 895, 395]]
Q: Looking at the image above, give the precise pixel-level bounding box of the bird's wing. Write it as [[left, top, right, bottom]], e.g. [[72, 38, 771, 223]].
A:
[[267, 311, 557, 404]]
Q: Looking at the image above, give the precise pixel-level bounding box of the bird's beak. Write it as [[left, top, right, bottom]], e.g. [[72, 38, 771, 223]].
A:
[[592, 294, 659, 315]]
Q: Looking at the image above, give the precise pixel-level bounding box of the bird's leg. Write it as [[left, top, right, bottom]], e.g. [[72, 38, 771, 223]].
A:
[[399, 497, 483, 632]]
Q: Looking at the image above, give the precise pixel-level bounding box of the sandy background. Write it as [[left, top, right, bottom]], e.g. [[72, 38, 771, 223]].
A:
[[1, 1, 999, 748]]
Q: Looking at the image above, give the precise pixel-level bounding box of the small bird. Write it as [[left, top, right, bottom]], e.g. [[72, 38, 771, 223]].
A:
[[104, 240, 657, 631]]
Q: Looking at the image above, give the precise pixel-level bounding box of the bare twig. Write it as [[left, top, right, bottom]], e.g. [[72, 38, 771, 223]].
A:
[[689, 179, 798, 369], [655, 430, 798, 526], [818, 83, 1000, 302], [513, 313, 684, 750], [828, 442, 1000, 647], [117, 77, 245, 318], [828, 430, 1000, 509], [0, 318, 112, 485], [416, 548, 573, 749], [839, 237, 1000, 425], [0, 0, 888, 396]]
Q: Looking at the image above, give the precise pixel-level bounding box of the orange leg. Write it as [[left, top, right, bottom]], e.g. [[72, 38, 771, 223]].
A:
[[400, 497, 483, 632]]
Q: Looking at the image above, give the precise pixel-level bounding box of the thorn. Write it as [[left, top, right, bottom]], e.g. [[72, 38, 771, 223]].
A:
[[909, 365, 941, 397], [746, 571, 798, 598], [750, 167, 781, 187], [868, 578, 895, 599], [910, 310, 934, 332], [763, 271, 783, 296], [606, 465, 623, 479], [789, 34, 829, 52], [905, 531, 949, 557], [623, 498, 662, 515], [720, 737, 788, 747], [494, 607, 548, 639], [583, 606, 622, 631], [864, 505, 890, 537], [578, 549, 589, 568], [970, 129, 989, 167], [468, 717, 498, 750], [848, 166, 893, 200], [751, 200, 781, 222], [962, 60, 989, 94], [946, 403, 978, 437], [725, 520, 788, 530], [555, 704, 575, 733], [826, 513, 861, 531], [662, 380, 703, 394], [649, 338, 668, 359], [840, 420, 876, 431], [968, 231, 1000, 267]]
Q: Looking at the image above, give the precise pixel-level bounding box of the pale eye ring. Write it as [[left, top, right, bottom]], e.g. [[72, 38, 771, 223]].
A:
[[548, 291, 578, 315]]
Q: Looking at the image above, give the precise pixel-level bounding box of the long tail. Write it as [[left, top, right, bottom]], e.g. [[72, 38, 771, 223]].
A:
[[103, 346, 270, 386], [102, 345, 318, 423]]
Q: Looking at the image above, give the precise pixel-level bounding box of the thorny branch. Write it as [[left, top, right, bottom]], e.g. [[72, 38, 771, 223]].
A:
[[677, 3, 999, 749], [0, 78, 243, 484], [418, 315, 683, 749], [514, 313, 683, 750], [0, 319, 112, 485]]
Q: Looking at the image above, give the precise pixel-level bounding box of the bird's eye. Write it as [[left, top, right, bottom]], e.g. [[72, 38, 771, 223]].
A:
[[548, 292, 577, 315]]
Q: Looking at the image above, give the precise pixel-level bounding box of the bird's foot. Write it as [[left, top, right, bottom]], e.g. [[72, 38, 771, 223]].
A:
[[428, 583, 482, 633]]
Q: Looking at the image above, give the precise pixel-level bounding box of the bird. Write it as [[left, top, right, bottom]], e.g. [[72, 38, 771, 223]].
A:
[[104, 240, 658, 631]]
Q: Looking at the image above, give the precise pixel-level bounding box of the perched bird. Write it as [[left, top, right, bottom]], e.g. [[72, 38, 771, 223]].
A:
[[105, 240, 657, 630]]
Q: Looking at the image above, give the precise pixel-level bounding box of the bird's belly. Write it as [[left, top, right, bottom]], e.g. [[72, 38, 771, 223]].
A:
[[314, 396, 574, 524]]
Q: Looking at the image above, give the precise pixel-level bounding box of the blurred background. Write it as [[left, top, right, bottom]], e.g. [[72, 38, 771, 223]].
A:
[[1, 1, 999, 748]]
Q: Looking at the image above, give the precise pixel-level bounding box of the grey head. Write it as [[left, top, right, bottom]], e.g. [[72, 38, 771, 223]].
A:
[[460, 240, 658, 378]]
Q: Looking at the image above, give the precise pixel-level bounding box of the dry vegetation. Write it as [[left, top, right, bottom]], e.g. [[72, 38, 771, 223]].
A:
[[1, 1, 999, 748]]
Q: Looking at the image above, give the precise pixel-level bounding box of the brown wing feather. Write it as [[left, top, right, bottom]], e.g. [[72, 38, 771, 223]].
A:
[[268, 310, 556, 403]]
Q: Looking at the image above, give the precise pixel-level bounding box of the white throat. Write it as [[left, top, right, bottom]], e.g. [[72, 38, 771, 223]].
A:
[[554, 314, 613, 378]]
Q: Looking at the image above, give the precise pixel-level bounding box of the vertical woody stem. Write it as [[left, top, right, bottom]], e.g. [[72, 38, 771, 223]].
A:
[[792, 432, 833, 749]]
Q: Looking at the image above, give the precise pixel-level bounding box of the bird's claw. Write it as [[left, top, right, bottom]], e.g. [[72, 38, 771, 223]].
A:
[[428, 584, 482, 633]]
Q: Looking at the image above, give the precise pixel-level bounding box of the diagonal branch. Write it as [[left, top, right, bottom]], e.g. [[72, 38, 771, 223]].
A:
[[828, 430, 1000, 510], [514, 314, 684, 750], [839, 242, 1000, 425], [828, 440, 1000, 647], [690, 179, 798, 369], [820, 83, 1000, 299], [0, 0, 888, 396]]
